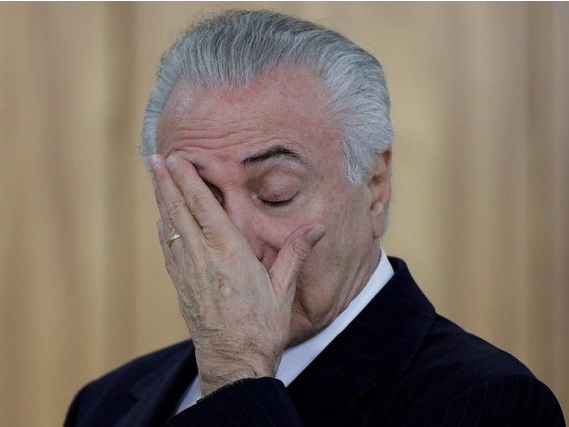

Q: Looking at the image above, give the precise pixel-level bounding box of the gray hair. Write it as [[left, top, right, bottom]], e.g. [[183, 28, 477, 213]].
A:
[[140, 9, 393, 184]]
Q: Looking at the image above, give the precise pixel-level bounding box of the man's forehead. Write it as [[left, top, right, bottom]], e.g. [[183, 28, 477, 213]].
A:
[[165, 64, 327, 116], [157, 64, 339, 168]]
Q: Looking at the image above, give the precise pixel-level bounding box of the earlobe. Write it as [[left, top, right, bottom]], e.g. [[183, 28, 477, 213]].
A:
[[367, 150, 392, 239]]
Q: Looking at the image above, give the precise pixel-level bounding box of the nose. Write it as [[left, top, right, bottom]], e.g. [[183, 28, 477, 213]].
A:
[[223, 199, 279, 270]]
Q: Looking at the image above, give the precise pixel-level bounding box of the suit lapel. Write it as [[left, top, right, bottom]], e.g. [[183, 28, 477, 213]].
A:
[[115, 341, 197, 427], [287, 257, 436, 426]]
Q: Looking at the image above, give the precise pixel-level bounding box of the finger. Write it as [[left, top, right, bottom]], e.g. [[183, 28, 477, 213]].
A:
[[150, 154, 200, 247], [157, 218, 177, 275], [269, 224, 326, 302], [153, 168, 185, 262], [154, 183, 182, 250], [157, 217, 168, 252], [165, 155, 232, 239]]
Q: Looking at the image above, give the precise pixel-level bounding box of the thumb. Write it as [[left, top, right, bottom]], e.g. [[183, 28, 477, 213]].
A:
[[269, 224, 326, 301]]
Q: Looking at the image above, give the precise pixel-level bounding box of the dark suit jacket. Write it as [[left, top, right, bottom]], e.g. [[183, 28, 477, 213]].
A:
[[65, 258, 565, 426]]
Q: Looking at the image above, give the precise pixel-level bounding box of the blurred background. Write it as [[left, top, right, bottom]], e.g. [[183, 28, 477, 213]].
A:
[[0, 2, 567, 425]]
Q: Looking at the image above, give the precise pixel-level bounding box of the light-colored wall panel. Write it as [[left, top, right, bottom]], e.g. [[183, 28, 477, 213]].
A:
[[0, 3, 111, 424], [0, 3, 566, 425]]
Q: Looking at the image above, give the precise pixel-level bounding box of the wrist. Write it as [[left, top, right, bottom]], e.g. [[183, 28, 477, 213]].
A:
[[194, 338, 285, 395], [200, 366, 274, 396]]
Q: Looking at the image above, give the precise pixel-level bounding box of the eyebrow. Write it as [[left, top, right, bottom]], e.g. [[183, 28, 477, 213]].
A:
[[243, 145, 308, 168]]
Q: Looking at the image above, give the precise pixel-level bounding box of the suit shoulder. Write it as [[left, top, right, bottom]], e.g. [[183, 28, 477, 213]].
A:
[[424, 372, 566, 426], [391, 316, 565, 425], [87, 339, 192, 392], [420, 315, 534, 381], [65, 340, 193, 426]]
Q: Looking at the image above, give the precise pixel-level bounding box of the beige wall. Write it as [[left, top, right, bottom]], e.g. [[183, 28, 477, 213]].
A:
[[0, 2, 567, 425]]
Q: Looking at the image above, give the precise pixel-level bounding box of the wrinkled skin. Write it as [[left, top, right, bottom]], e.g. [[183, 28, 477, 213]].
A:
[[150, 64, 391, 396]]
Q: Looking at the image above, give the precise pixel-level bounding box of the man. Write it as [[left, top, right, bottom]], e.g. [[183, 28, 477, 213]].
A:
[[65, 10, 565, 427]]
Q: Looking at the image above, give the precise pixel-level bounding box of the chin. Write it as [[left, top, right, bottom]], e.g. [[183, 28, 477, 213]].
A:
[[286, 311, 329, 348]]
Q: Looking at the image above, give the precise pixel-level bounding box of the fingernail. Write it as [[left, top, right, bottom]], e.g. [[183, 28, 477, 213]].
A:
[[166, 155, 178, 171], [306, 224, 325, 244]]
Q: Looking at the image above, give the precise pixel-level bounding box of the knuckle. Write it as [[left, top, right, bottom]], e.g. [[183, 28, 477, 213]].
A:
[[188, 191, 209, 216], [164, 197, 187, 219], [291, 242, 311, 263], [205, 229, 239, 256]]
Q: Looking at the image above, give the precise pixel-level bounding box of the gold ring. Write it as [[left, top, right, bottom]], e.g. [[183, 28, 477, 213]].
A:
[[167, 233, 182, 248]]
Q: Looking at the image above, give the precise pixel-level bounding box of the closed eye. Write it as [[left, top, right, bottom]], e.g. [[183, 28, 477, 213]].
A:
[[260, 197, 295, 208]]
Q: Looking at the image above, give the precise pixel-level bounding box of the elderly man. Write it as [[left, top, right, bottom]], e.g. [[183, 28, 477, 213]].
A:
[[65, 10, 564, 427]]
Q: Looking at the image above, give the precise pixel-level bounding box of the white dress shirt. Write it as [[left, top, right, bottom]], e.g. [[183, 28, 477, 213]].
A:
[[175, 249, 394, 414]]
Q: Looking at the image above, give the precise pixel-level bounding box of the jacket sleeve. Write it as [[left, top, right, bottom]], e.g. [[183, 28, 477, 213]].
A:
[[162, 377, 304, 427]]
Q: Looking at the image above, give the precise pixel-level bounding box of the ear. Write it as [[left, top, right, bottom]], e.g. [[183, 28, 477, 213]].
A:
[[366, 150, 392, 239]]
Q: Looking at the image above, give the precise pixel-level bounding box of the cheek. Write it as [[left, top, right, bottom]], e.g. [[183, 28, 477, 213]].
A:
[[299, 190, 370, 277], [251, 183, 359, 271], [293, 205, 347, 281]]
